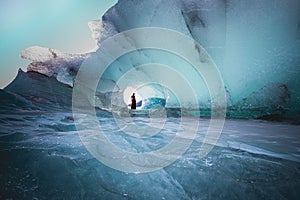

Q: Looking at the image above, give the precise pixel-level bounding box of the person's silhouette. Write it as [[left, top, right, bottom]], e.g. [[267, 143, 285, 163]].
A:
[[131, 93, 136, 109]]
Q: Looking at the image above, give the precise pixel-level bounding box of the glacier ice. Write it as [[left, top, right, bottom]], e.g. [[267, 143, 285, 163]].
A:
[[20, 46, 90, 87], [141, 97, 166, 109], [1, 0, 300, 199], [17, 0, 300, 119]]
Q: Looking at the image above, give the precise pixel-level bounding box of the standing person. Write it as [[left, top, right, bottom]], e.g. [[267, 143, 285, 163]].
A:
[[131, 93, 136, 109]]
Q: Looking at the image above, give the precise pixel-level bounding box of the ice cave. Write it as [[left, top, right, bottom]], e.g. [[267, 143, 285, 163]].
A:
[[0, 0, 300, 199]]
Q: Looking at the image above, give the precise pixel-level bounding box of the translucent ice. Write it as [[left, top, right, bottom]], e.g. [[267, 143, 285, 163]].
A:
[[18, 0, 300, 120]]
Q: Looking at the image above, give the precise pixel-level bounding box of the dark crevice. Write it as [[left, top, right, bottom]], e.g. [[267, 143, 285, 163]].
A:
[[180, 9, 206, 40], [181, 10, 193, 36]]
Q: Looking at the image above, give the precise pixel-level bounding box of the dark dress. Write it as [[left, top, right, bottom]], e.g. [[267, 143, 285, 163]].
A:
[[131, 95, 136, 109]]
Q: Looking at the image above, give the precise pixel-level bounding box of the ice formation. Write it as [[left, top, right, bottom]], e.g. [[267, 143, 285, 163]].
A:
[[18, 0, 300, 120], [1, 1, 300, 199], [20, 46, 90, 87]]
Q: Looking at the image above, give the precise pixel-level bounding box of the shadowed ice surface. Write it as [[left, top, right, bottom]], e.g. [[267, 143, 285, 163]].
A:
[[0, 89, 299, 199]]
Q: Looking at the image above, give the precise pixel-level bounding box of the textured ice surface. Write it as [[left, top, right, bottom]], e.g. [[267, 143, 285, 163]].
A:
[[0, 93, 300, 199], [141, 98, 166, 109], [21, 46, 90, 87]]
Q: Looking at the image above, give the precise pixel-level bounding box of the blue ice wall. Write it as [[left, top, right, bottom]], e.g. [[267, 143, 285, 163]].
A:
[[17, 0, 300, 119], [93, 0, 300, 118]]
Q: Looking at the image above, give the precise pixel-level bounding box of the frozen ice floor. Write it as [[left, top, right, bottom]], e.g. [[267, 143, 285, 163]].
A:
[[0, 111, 299, 199]]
